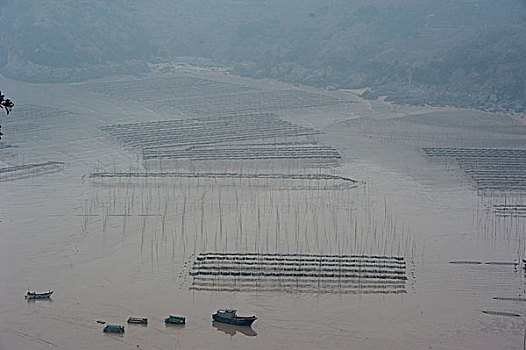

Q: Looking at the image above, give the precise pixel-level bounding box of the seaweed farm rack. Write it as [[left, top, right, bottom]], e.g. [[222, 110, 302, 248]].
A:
[[189, 253, 408, 294]]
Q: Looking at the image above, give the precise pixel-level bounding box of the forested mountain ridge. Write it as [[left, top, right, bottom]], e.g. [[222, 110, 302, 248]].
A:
[[0, 0, 153, 80], [1, 0, 525, 112]]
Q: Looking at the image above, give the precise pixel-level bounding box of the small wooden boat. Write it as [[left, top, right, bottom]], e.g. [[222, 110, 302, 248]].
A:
[[212, 309, 257, 326], [127, 317, 148, 325], [165, 315, 186, 325], [25, 290, 53, 300], [103, 325, 125, 333]]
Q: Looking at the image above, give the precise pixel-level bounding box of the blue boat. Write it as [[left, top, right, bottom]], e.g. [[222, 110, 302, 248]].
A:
[[103, 325, 125, 333], [212, 309, 257, 326], [165, 315, 186, 325]]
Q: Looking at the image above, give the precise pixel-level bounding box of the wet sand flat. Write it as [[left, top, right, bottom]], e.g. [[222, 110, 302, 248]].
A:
[[0, 71, 525, 349]]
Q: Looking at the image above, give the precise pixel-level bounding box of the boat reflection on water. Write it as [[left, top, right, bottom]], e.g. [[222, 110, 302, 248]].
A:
[[26, 297, 53, 303], [103, 331, 124, 337], [212, 321, 257, 337]]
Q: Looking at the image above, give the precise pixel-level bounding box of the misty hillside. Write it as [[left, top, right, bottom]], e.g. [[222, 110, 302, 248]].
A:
[[1, 0, 525, 111]]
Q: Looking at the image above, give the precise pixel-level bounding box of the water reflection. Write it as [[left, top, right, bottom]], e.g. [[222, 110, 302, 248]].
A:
[[212, 321, 257, 337], [165, 323, 185, 328], [103, 332, 124, 337], [26, 298, 53, 303]]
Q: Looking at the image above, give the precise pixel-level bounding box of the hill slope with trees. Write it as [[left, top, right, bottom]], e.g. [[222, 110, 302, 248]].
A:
[[1, 0, 524, 111]]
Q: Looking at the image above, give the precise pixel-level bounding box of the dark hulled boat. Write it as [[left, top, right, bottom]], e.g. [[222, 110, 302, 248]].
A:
[[165, 315, 186, 325], [25, 290, 53, 300], [212, 309, 257, 326], [127, 317, 148, 325], [103, 325, 125, 333]]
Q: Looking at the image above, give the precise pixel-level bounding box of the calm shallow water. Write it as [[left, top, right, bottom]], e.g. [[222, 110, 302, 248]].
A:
[[0, 73, 525, 349]]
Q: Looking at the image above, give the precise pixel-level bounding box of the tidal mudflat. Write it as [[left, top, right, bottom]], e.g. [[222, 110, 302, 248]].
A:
[[0, 70, 524, 349]]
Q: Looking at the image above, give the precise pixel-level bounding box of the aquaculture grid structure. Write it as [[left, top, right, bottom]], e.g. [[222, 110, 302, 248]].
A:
[[89, 171, 356, 183], [0, 161, 65, 181], [422, 148, 526, 191], [100, 114, 341, 162], [189, 253, 407, 294], [493, 204, 526, 218], [74, 76, 348, 116]]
